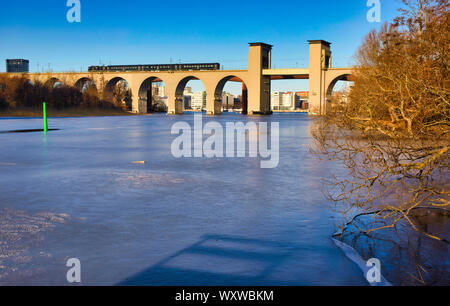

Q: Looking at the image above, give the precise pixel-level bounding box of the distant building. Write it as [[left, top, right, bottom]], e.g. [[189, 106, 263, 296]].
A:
[[271, 92, 298, 110], [282, 92, 297, 110], [191, 91, 206, 110], [271, 91, 309, 111], [222, 92, 235, 110], [183, 88, 194, 110], [184, 87, 192, 94], [6, 59, 29, 73], [296, 91, 309, 110], [152, 83, 166, 96], [184, 95, 192, 109], [296, 91, 309, 98], [234, 96, 242, 110], [271, 92, 281, 110]]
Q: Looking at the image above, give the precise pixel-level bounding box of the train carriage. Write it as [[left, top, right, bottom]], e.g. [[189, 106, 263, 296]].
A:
[[88, 63, 220, 72]]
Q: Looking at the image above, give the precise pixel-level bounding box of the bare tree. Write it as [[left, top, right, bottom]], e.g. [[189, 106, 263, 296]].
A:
[[112, 80, 130, 109], [312, 0, 449, 242]]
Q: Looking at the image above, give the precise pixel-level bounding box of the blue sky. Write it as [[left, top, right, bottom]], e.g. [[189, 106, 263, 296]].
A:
[[0, 0, 403, 93]]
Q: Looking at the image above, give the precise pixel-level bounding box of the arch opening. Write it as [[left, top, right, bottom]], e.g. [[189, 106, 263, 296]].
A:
[[138, 77, 167, 113], [104, 77, 132, 110], [270, 79, 309, 112], [175, 76, 206, 113], [215, 76, 248, 115], [44, 78, 63, 89], [23, 79, 34, 86], [75, 78, 98, 96], [326, 74, 355, 110]]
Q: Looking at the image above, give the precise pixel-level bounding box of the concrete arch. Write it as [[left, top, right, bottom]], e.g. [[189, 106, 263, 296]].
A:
[[214, 76, 248, 115], [75, 77, 97, 95], [44, 77, 63, 89], [326, 74, 355, 96], [22, 78, 34, 86], [138, 76, 165, 113]]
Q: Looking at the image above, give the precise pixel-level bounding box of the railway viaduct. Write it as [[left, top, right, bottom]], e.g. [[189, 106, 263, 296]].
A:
[[6, 40, 355, 116]]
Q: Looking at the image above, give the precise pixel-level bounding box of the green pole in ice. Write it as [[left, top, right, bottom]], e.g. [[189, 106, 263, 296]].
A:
[[43, 102, 48, 133]]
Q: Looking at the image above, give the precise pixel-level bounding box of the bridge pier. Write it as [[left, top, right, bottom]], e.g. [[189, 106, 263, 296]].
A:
[[247, 43, 272, 115], [308, 40, 332, 116], [206, 94, 222, 115], [130, 82, 144, 114], [147, 84, 153, 113], [168, 93, 183, 115], [242, 83, 248, 115]]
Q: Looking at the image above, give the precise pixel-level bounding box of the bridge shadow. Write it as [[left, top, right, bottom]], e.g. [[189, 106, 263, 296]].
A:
[[117, 234, 311, 286]]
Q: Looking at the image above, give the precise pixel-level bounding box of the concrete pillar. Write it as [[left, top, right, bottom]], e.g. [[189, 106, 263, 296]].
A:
[[247, 43, 272, 115], [166, 79, 182, 115], [132, 96, 145, 114], [129, 83, 142, 114], [206, 94, 222, 115], [147, 84, 153, 113], [308, 40, 332, 115], [167, 93, 176, 114], [168, 94, 183, 114], [242, 83, 248, 115], [206, 84, 222, 115]]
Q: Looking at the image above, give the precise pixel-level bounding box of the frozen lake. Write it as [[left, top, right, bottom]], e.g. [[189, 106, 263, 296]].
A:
[[0, 113, 366, 285]]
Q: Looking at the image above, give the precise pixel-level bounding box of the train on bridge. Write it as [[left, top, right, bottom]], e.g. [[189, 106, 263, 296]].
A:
[[88, 63, 221, 73]]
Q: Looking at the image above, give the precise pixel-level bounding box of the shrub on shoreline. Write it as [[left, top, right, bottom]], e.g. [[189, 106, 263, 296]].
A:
[[0, 74, 127, 113]]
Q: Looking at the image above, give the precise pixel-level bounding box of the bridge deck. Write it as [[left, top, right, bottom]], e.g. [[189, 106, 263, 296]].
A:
[[262, 68, 353, 80], [263, 69, 309, 80]]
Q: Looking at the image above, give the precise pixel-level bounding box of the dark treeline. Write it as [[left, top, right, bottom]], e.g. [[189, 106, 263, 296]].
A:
[[0, 75, 126, 112]]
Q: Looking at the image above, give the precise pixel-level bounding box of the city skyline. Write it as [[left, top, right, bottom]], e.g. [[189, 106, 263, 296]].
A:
[[0, 0, 401, 94], [154, 81, 311, 112]]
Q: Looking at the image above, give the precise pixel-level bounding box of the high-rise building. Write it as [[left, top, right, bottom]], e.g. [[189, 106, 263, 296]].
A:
[[152, 83, 166, 96], [271, 92, 302, 110], [296, 91, 309, 110], [184, 95, 192, 110], [191, 91, 206, 110], [6, 59, 29, 73], [183, 88, 194, 110], [222, 92, 235, 110], [271, 92, 282, 110], [281, 92, 296, 109]]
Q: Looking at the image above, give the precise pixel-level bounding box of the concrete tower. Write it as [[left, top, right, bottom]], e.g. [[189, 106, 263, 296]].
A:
[[247, 43, 273, 115], [308, 40, 332, 115]]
